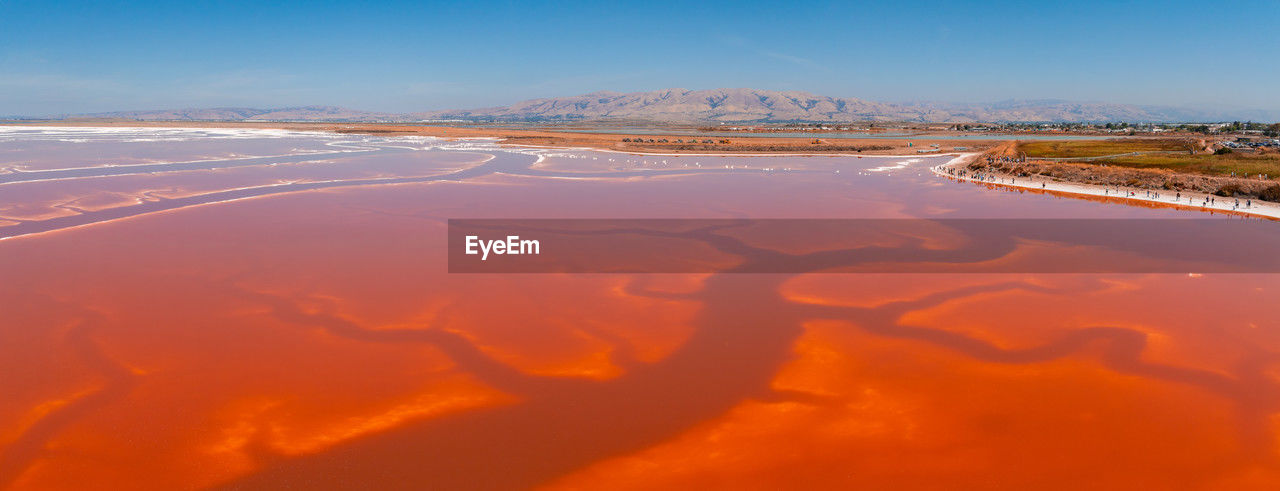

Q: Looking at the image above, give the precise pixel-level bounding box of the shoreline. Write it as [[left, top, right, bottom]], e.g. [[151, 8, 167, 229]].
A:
[[8, 123, 1279, 221], [0, 120, 997, 157], [513, 141, 962, 159], [932, 154, 1280, 221]]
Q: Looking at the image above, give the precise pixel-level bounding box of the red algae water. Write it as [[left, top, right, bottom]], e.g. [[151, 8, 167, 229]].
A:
[[2, 127, 1279, 489]]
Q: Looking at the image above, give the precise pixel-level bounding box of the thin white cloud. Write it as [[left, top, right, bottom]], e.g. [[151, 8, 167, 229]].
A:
[[758, 50, 824, 70], [712, 34, 826, 72]]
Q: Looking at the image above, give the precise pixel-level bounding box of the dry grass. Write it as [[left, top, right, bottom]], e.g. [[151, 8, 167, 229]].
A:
[[1019, 139, 1197, 158], [1094, 152, 1280, 178], [977, 153, 1280, 202], [1017, 138, 1280, 179], [631, 143, 894, 153]]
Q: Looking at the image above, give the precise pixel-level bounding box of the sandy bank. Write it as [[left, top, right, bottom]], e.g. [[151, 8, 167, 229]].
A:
[[934, 155, 1280, 221]]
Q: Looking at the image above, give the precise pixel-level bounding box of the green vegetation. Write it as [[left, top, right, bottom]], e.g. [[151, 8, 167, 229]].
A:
[[1218, 121, 1273, 133], [1017, 139, 1280, 179], [1092, 152, 1280, 178], [1008, 138, 1280, 204], [1019, 139, 1196, 159]]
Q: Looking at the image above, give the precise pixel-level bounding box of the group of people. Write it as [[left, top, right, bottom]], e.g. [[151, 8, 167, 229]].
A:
[[1229, 172, 1270, 180], [1101, 187, 1257, 210], [1180, 194, 1253, 209], [939, 164, 1036, 188], [940, 163, 1261, 212], [941, 165, 1017, 185], [1103, 188, 1168, 200], [1183, 193, 1252, 210], [984, 155, 1026, 165]]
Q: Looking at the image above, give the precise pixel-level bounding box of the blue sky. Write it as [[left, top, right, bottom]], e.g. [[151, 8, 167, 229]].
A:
[[2, 0, 1277, 115]]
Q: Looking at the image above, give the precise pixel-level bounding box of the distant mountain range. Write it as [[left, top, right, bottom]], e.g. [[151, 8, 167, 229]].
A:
[[37, 89, 1280, 123]]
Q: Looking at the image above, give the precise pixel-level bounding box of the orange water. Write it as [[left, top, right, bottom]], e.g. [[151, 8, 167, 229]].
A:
[[1, 129, 1278, 489]]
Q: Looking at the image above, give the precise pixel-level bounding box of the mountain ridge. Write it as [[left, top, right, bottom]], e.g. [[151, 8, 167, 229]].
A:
[[35, 88, 1280, 123]]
